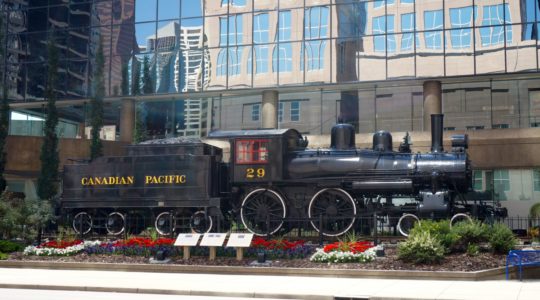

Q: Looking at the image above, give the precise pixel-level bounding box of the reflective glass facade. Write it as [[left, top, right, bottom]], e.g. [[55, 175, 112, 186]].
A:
[[0, 0, 539, 136], [1, 0, 540, 216]]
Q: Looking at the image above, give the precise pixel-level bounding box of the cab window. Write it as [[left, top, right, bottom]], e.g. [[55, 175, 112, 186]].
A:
[[235, 139, 269, 164]]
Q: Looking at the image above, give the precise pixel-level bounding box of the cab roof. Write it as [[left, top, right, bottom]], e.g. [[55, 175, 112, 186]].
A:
[[208, 128, 302, 139]]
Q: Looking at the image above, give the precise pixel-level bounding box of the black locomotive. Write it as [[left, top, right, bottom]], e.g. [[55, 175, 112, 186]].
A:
[[62, 114, 502, 237]]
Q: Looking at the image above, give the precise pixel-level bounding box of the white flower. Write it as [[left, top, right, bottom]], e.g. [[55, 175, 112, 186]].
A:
[[23, 240, 102, 256], [309, 246, 377, 264]]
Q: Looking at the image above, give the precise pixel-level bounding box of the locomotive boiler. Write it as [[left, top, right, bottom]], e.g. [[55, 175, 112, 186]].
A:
[[209, 114, 476, 237], [61, 114, 498, 237]]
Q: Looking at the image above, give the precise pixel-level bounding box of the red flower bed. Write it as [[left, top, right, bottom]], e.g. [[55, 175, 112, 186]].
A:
[[323, 241, 373, 254], [39, 240, 83, 249], [111, 237, 175, 247], [251, 237, 305, 250]]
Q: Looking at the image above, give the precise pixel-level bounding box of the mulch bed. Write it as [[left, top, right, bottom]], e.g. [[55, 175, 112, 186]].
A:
[[7, 248, 507, 272]]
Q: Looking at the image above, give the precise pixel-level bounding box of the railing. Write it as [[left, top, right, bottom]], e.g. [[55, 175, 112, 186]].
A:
[[42, 214, 540, 243]]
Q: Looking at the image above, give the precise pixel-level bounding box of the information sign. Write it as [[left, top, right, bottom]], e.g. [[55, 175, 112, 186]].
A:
[[226, 233, 254, 248], [174, 233, 202, 246], [200, 233, 228, 247]]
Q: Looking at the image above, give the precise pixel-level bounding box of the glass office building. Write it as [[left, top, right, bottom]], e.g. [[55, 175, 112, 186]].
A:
[[1, 0, 540, 216]]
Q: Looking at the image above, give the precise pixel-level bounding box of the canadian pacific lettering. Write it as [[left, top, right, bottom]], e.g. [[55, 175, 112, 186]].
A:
[[80, 175, 186, 186]]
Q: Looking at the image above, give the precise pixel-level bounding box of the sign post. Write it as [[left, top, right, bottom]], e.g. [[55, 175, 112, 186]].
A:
[[200, 233, 228, 260], [174, 233, 202, 260], [226, 233, 254, 261]]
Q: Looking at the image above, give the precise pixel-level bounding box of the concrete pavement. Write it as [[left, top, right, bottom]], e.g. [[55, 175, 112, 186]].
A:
[[0, 267, 539, 300]]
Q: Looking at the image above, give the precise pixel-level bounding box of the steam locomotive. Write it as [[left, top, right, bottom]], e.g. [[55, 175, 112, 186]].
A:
[[62, 114, 503, 237]]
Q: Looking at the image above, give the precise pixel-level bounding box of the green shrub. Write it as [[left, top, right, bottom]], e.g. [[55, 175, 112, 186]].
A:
[[408, 219, 458, 252], [450, 220, 490, 252], [0, 252, 8, 260], [398, 231, 445, 264], [0, 240, 24, 253], [410, 219, 451, 237], [488, 223, 517, 254], [0, 192, 54, 241], [466, 243, 480, 256]]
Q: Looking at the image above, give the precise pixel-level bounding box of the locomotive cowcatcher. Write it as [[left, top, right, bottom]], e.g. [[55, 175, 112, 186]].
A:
[[61, 114, 503, 237]]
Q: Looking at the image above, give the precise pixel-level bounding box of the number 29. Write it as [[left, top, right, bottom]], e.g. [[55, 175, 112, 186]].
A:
[[246, 168, 265, 179]]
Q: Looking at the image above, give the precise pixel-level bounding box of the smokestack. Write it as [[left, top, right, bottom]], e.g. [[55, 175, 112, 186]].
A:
[[431, 114, 444, 153]]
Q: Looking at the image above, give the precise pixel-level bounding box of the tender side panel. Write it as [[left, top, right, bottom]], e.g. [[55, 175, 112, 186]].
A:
[[62, 154, 217, 209]]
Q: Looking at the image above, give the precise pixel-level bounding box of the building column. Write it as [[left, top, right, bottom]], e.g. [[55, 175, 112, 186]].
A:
[[78, 122, 86, 139], [423, 80, 442, 131], [120, 98, 135, 143], [262, 90, 278, 129]]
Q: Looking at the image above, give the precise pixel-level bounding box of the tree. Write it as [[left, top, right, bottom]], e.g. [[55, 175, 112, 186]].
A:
[[0, 89, 9, 192], [131, 61, 140, 96], [121, 63, 129, 96], [89, 40, 105, 160], [37, 39, 60, 201], [0, 14, 10, 192], [142, 55, 154, 94], [133, 103, 147, 143]]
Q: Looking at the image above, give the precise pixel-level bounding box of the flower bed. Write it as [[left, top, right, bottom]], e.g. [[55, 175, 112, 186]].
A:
[[310, 240, 378, 263], [22, 237, 315, 259], [23, 240, 101, 256]]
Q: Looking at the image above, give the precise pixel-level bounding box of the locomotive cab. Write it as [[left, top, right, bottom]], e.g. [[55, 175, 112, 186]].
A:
[[208, 128, 306, 184]]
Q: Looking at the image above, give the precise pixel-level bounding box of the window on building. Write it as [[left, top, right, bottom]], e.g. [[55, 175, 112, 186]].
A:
[[304, 6, 329, 70], [424, 10, 444, 49], [219, 17, 227, 46], [278, 102, 284, 123], [450, 6, 475, 49], [492, 123, 509, 129], [219, 15, 243, 76], [401, 0, 414, 3], [252, 104, 260, 121], [291, 101, 300, 121], [473, 171, 483, 191], [401, 13, 419, 51], [228, 48, 242, 76], [494, 169, 510, 201], [217, 49, 227, 76], [222, 0, 246, 6], [253, 13, 269, 74], [522, 0, 540, 40], [273, 11, 292, 72], [466, 125, 484, 130], [235, 140, 269, 164], [534, 169, 540, 191], [480, 4, 512, 47], [374, 0, 395, 9], [373, 15, 396, 52], [228, 14, 243, 46]]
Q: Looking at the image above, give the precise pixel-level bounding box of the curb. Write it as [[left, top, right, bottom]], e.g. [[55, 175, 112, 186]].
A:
[[0, 260, 507, 281], [0, 284, 327, 300]]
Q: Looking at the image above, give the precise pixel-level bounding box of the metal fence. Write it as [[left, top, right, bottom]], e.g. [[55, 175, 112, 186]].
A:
[[44, 213, 540, 243]]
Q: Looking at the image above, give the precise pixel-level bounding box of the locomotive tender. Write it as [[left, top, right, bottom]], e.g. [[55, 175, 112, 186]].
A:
[[62, 114, 494, 237]]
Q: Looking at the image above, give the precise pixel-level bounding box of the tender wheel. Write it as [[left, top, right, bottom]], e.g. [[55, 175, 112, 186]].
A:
[[155, 212, 174, 235], [72, 212, 92, 235], [308, 188, 357, 236], [106, 212, 125, 235], [240, 188, 286, 236], [450, 213, 473, 227], [397, 213, 420, 237], [190, 210, 213, 233]]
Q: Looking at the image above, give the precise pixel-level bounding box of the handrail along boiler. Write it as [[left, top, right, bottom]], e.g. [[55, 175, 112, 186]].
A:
[[61, 114, 503, 236]]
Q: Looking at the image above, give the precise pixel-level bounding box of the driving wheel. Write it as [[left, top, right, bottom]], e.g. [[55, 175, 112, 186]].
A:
[[240, 188, 286, 236], [308, 188, 357, 236]]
